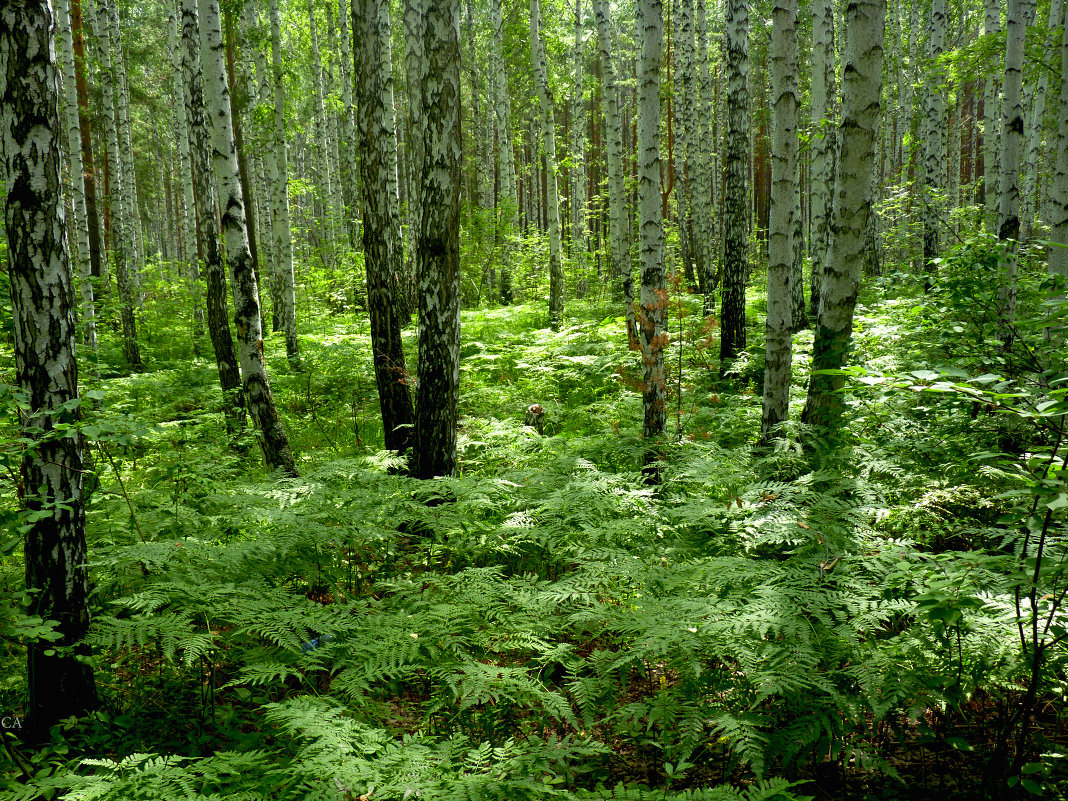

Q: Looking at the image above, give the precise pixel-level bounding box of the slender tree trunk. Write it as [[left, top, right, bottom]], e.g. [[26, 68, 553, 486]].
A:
[[761, 0, 797, 439], [694, 0, 716, 312], [570, 0, 588, 292], [998, 0, 1030, 346], [404, 0, 425, 315], [70, 0, 103, 287], [802, 0, 885, 431], [593, 0, 628, 301], [268, 0, 301, 368], [983, 0, 1003, 229], [413, 0, 462, 479], [55, 0, 98, 359], [355, 0, 416, 453], [97, 0, 141, 369], [1, 0, 98, 738], [490, 0, 517, 303], [307, 0, 335, 265], [720, 0, 748, 366], [810, 0, 836, 321], [675, 0, 702, 299], [1021, 0, 1062, 241], [921, 0, 947, 281], [200, 0, 297, 476], [637, 0, 667, 461], [182, 0, 246, 436], [1049, 0, 1068, 280], [531, 0, 566, 328], [337, 0, 360, 249]]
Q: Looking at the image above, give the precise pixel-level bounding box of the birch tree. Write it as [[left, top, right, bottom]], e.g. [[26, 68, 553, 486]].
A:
[[355, 0, 416, 453], [570, 0, 588, 284], [637, 0, 667, 458], [921, 0, 947, 279], [593, 0, 627, 300], [983, 0, 1002, 228], [809, 0, 835, 320], [1020, 0, 1062, 242], [720, 0, 748, 365], [531, 0, 565, 328], [1051, 0, 1068, 280], [1, 0, 98, 737], [802, 0, 885, 431], [413, 0, 462, 480], [761, 0, 798, 439], [182, 0, 245, 436], [269, 0, 301, 367], [694, 0, 716, 312], [200, 0, 297, 476], [490, 0, 517, 302]]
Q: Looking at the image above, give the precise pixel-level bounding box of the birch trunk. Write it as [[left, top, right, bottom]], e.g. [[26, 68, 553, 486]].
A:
[[675, 0, 703, 297], [802, 0, 884, 431], [490, 0, 517, 302], [983, 0, 1002, 229], [997, 0, 1029, 345], [1020, 0, 1062, 241], [182, 0, 246, 435], [570, 0, 588, 287], [337, 0, 360, 249], [404, 0, 425, 312], [531, 0, 565, 327], [268, 0, 301, 365], [637, 0, 667, 458], [1049, 0, 1068, 279], [1, 0, 98, 738], [55, 0, 97, 358], [413, 0, 462, 479], [694, 0, 716, 311], [761, 0, 797, 439], [810, 0, 836, 324], [200, 0, 297, 476], [921, 0, 947, 279], [70, 0, 104, 286], [97, 0, 140, 369], [355, 0, 416, 453], [307, 0, 335, 263], [720, 0, 748, 364], [593, 0, 628, 300]]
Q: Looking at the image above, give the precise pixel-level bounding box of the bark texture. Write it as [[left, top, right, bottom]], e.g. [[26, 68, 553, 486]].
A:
[[593, 0, 628, 300], [921, 0, 947, 278]]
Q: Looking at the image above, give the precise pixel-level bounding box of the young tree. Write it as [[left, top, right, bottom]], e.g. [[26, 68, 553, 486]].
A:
[[530, 0, 565, 328], [761, 0, 798, 440], [982, 0, 1002, 228], [1, 0, 98, 737], [1051, 0, 1068, 280], [921, 0, 947, 279], [200, 0, 297, 476], [802, 0, 885, 431], [593, 0, 628, 300], [694, 0, 716, 313], [809, 0, 835, 320], [720, 0, 749, 366], [355, 0, 416, 453], [413, 0, 462, 480], [490, 0, 518, 302], [637, 0, 667, 457]]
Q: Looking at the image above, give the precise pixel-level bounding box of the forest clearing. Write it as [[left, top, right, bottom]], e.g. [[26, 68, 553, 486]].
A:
[[1, 0, 1068, 797]]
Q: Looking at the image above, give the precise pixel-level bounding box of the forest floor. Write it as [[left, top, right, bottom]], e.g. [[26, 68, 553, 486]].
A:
[[2, 265, 1067, 800]]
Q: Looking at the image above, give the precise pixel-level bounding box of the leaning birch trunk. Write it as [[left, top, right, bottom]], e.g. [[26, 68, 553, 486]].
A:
[[182, 0, 246, 436], [921, 0, 946, 281], [413, 0, 462, 479], [55, 0, 97, 359], [570, 0, 588, 289], [593, 0, 628, 301], [809, 0, 835, 321], [1021, 0, 1062, 242], [761, 0, 798, 440], [694, 0, 716, 312], [720, 0, 748, 365], [354, 0, 416, 453], [1049, 0, 1068, 280], [531, 0, 565, 328], [983, 0, 1002, 230], [1, 0, 98, 738], [997, 0, 1028, 348], [490, 0, 518, 303], [268, 0, 301, 367], [637, 0, 667, 460], [170, 4, 204, 355], [96, 0, 140, 369], [802, 0, 885, 432], [199, 0, 297, 476]]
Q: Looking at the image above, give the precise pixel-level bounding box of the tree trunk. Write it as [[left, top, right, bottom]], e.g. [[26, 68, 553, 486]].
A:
[[336, 0, 360, 250], [413, 0, 462, 479], [761, 0, 797, 439], [490, 0, 517, 303], [637, 0, 667, 460], [531, 0, 566, 328], [983, 0, 1002, 230], [200, 0, 297, 476], [1, 0, 98, 738], [720, 0, 748, 366], [921, 0, 947, 281], [70, 0, 104, 287], [1049, 0, 1068, 280], [802, 0, 885, 432], [182, 0, 246, 436], [593, 0, 628, 301], [809, 0, 836, 322], [355, 0, 416, 453], [268, 0, 301, 368], [570, 0, 588, 290], [1021, 0, 1062, 242], [694, 0, 716, 312]]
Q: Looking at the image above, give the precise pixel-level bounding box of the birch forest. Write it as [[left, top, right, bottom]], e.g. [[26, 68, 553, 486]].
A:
[[2, 0, 1068, 795]]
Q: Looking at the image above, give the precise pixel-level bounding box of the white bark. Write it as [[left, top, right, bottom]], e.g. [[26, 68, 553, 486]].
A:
[[695, 0, 715, 310], [570, 0, 588, 283], [983, 0, 1002, 230], [490, 0, 517, 301], [1021, 0, 1062, 241], [593, 0, 627, 298], [721, 0, 748, 361], [810, 0, 835, 320], [336, 0, 360, 248], [531, 0, 565, 326], [921, 0, 947, 276], [762, 0, 797, 439], [1049, 0, 1068, 279]]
